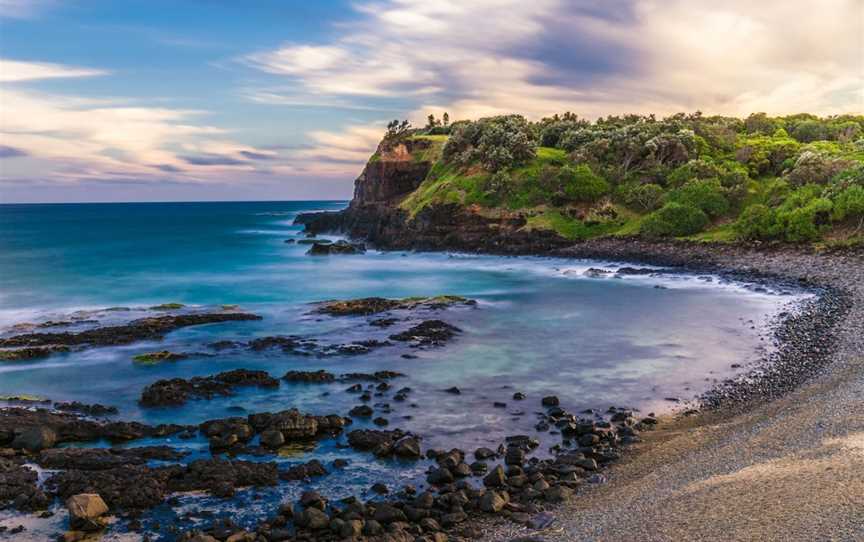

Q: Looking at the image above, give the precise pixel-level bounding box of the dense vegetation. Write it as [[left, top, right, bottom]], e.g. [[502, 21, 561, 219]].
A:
[[390, 112, 864, 245]]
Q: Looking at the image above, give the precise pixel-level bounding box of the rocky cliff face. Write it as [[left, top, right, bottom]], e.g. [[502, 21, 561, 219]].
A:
[[297, 136, 570, 253]]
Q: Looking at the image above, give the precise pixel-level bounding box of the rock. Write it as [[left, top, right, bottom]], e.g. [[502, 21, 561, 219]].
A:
[[393, 436, 422, 458], [12, 426, 57, 451], [340, 520, 363, 537], [0, 312, 261, 350], [347, 429, 411, 457], [484, 465, 506, 487], [278, 459, 327, 481], [66, 493, 109, 531], [0, 345, 70, 361], [53, 402, 118, 417], [349, 405, 374, 417], [307, 240, 366, 255], [132, 350, 188, 364], [513, 392, 526, 400], [259, 429, 285, 449], [480, 490, 508, 513], [140, 369, 279, 407], [281, 370, 335, 383], [543, 485, 574, 503], [301, 507, 330, 529], [444, 386, 461, 395], [427, 467, 454, 485], [374, 503, 407, 523], [475, 447, 496, 460], [441, 511, 467, 527], [541, 396, 559, 407], [389, 320, 461, 346]]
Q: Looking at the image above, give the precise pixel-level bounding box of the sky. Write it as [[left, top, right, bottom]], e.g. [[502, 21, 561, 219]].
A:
[[0, 0, 862, 203]]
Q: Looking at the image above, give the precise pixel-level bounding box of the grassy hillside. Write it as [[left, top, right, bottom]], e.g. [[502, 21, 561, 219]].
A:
[[388, 113, 864, 246]]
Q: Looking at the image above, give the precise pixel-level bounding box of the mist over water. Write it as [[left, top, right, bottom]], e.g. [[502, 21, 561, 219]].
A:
[[0, 201, 806, 537]]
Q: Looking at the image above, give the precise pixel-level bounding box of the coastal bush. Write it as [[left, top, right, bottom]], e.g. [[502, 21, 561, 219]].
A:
[[667, 179, 730, 218], [833, 185, 864, 221], [735, 132, 801, 177], [558, 164, 609, 203], [623, 183, 665, 212], [641, 202, 709, 237], [786, 151, 852, 186], [443, 115, 536, 172], [735, 204, 778, 240]]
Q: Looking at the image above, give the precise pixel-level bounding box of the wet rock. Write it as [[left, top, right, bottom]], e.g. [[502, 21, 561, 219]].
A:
[[307, 240, 366, 255], [259, 429, 285, 449], [11, 426, 57, 451], [349, 405, 374, 418], [281, 370, 335, 383], [347, 429, 413, 458], [480, 490, 508, 513], [0, 312, 262, 350], [0, 345, 70, 361], [389, 320, 461, 347], [373, 503, 406, 523], [444, 387, 461, 395], [132, 350, 189, 364], [139, 369, 279, 407], [0, 459, 49, 511], [484, 466, 506, 487], [393, 436, 421, 458], [278, 459, 327, 481], [53, 402, 118, 417], [541, 396, 559, 407], [66, 493, 109, 531], [316, 295, 474, 316], [38, 446, 187, 470], [543, 485, 574, 503]]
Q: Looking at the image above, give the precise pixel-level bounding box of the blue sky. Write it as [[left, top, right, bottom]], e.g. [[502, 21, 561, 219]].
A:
[[0, 0, 861, 203]]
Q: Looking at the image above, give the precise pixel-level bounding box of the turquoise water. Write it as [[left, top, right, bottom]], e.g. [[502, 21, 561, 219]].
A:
[[0, 201, 802, 537]]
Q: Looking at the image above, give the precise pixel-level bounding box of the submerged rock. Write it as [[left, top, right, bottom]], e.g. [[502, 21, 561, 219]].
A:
[[139, 369, 279, 407], [132, 350, 189, 364], [307, 240, 366, 255], [389, 320, 462, 346], [282, 370, 336, 383], [0, 312, 262, 350], [315, 295, 475, 316], [0, 345, 70, 362]]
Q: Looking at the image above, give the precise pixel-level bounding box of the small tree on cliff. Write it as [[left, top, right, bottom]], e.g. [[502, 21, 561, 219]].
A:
[[385, 119, 411, 140], [443, 112, 449, 127]]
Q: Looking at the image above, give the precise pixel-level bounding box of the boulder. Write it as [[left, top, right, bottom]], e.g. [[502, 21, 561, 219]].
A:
[[12, 426, 57, 451], [66, 493, 109, 531]]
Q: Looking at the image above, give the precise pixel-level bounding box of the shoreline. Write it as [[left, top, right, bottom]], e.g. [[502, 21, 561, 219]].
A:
[[471, 239, 864, 541]]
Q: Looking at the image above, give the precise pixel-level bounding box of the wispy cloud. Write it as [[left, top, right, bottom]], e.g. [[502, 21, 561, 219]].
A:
[[244, 0, 863, 120], [0, 145, 28, 158], [0, 58, 108, 82], [0, 0, 56, 19]]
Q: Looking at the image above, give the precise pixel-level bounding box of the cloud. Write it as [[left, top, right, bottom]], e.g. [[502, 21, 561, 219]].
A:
[[0, 145, 28, 158], [0, 60, 290, 187], [244, 0, 863, 120], [238, 150, 278, 160], [0, 58, 107, 82], [180, 153, 248, 166], [0, 0, 56, 19]]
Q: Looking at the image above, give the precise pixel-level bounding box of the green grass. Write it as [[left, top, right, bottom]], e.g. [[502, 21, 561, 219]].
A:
[[524, 209, 624, 240], [685, 223, 738, 243]]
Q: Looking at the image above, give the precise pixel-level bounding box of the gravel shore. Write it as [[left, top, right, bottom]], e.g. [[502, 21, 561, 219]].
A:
[[480, 241, 864, 542]]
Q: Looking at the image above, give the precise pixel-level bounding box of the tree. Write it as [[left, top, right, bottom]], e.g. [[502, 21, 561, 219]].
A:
[[426, 114, 441, 129], [385, 119, 411, 140], [443, 112, 449, 127]]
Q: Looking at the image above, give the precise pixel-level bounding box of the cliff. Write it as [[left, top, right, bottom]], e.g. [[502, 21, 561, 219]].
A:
[[296, 135, 570, 253], [297, 113, 864, 252]]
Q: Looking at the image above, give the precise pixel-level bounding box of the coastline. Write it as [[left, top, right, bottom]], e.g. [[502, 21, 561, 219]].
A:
[[471, 239, 864, 541]]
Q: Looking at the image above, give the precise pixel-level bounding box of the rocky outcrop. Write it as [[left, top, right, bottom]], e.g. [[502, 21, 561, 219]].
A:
[[295, 136, 570, 253]]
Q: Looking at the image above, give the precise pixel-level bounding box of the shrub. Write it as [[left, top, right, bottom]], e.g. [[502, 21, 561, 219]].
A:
[[833, 185, 864, 221], [641, 202, 709, 237], [443, 115, 536, 172], [776, 197, 833, 242], [624, 183, 665, 212], [786, 151, 852, 186], [735, 204, 778, 240], [667, 179, 730, 218], [735, 133, 801, 177], [558, 165, 610, 203]]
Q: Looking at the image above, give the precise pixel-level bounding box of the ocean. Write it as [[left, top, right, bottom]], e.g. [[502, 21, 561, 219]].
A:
[[0, 201, 805, 538]]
